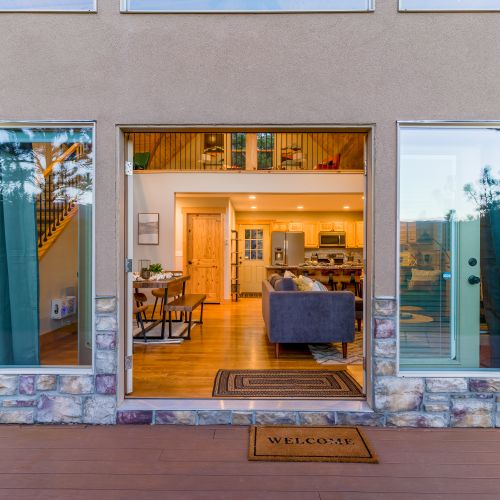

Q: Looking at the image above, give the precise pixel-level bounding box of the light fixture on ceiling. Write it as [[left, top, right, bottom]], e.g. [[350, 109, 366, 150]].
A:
[[361, 196, 365, 200], [343, 205, 350, 210], [251, 206, 257, 210], [248, 195, 256, 200], [297, 206, 304, 210]]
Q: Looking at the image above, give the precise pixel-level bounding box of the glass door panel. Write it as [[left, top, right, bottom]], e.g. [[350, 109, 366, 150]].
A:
[[399, 126, 500, 370]]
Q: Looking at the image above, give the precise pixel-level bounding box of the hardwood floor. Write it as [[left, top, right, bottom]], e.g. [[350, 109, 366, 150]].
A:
[[132, 298, 364, 398], [40, 327, 78, 366]]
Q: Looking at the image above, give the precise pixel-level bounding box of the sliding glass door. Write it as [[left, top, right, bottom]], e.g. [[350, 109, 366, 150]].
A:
[[399, 125, 500, 371]]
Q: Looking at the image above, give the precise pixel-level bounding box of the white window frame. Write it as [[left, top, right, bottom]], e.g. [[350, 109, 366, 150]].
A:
[[0, 0, 96, 12], [399, 0, 500, 12], [120, 0, 375, 13], [0, 120, 96, 375], [396, 120, 500, 378]]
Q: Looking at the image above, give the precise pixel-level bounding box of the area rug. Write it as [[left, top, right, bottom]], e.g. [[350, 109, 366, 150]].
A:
[[212, 369, 363, 398], [309, 333, 363, 365], [248, 425, 378, 463]]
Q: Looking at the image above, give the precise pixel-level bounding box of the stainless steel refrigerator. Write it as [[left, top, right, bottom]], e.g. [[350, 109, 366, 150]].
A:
[[271, 232, 305, 266]]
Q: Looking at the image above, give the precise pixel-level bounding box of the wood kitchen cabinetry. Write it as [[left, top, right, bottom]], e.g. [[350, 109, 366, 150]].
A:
[[346, 220, 364, 248], [271, 222, 289, 232], [304, 222, 318, 248]]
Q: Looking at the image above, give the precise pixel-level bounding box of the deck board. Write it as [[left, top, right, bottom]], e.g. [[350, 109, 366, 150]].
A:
[[0, 426, 498, 499]]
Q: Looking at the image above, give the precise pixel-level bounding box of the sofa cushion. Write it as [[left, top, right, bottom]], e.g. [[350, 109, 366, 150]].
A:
[[275, 277, 297, 291]]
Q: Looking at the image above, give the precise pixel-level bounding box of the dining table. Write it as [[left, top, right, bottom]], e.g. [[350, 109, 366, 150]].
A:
[[133, 274, 190, 340]]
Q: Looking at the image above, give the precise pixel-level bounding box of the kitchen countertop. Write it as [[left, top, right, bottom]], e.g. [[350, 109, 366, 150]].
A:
[[266, 264, 363, 271]]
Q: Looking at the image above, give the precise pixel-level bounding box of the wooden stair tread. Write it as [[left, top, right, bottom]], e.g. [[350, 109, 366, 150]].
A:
[[165, 294, 206, 311]]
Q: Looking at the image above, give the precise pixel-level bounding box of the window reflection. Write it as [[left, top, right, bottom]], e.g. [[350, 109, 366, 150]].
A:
[[0, 127, 94, 367], [399, 127, 500, 370], [124, 0, 373, 12]]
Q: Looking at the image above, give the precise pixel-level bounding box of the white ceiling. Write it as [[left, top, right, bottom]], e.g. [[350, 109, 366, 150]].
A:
[[176, 193, 364, 212]]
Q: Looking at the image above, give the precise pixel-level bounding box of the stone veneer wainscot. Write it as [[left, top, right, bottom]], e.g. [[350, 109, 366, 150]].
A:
[[0, 297, 118, 425], [2, 297, 499, 427]]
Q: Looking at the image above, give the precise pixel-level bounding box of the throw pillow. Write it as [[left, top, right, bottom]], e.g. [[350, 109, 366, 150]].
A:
[[284, 270, 296, 279], [268, 273, 282, 288], [275, 278, 297, 291], [294, 274, 314, 291], [311, 280, 329, 292]]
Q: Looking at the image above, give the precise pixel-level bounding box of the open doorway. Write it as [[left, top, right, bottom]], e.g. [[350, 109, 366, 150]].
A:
[[124, 128, 369, 400]]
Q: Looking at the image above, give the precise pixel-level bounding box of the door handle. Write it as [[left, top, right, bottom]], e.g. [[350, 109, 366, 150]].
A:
[[188, 261, 193, 265], [468, 275, 480, 285]]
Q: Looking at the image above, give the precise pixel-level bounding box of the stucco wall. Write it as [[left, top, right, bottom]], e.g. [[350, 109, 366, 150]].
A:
[[1, 2, 500, 425]]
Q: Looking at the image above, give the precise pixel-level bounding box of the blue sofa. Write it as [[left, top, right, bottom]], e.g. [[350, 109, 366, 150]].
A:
[[262, 279, 355, 358]]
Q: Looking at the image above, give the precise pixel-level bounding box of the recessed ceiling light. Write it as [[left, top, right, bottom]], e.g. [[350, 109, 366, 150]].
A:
[[251, 206, 257, 209], [297, 206, 304, 210], [361, 196, 365, 200], [343, 205, 350, 210], [248, 195, 256, 200]]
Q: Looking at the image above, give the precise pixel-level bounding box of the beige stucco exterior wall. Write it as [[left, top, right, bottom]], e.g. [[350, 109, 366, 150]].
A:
[[1, 2, 500, 299]]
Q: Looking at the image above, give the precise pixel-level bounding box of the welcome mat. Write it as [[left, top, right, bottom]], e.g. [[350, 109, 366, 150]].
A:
[[212, 369, 363, 398], [248, 425, 378, 463]]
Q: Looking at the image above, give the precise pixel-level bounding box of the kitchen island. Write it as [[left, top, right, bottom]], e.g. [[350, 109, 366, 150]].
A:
[[266, 264, 363, 294]]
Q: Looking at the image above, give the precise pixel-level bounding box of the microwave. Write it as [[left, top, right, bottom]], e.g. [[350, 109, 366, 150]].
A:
[[319, 232, 346, 248]]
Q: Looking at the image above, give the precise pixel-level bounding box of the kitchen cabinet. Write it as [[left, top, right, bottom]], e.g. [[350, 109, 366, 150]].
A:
[[319, 222, 332, 232], [304, 222, 319, 248], [345, 220, 364, 248], [345, 221, 357, 248], [271, 222, 289, 232], [333, 221, 345, 232], [288, 222, 304, 232], [355, 221, 364, 247]]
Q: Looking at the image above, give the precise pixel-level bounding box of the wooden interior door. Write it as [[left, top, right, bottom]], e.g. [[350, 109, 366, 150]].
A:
[[186, 213, 223, 303], [238, 224, 270, 294]]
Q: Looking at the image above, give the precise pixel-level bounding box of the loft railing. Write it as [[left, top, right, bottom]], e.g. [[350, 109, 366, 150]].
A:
[[127, 131, 366, 172], [36, 143, 91, 254]]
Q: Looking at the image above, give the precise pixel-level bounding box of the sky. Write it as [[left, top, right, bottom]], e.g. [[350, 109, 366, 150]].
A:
[[0, 0, 94, 9]]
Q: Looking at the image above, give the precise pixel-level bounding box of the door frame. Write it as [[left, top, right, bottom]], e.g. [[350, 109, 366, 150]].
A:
[[119, 124, 374, 411], [182, 207, 225, 304]]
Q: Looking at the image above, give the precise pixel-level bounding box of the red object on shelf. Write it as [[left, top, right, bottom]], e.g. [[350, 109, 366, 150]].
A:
[[316, 153, 341, 170]]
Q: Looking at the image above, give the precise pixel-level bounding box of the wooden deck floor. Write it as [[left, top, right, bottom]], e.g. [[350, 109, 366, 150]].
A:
[[1, 425, 500, 499]]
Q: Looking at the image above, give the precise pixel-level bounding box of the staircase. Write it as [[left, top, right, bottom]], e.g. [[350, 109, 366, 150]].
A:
[[36, 143, 89, 260]]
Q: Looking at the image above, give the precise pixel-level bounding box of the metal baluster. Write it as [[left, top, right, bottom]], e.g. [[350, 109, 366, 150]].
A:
[[37, 192, 43, 248]]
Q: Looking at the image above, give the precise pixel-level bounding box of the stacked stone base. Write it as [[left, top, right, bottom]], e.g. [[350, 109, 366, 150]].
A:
[[2, 296, 500, 428]]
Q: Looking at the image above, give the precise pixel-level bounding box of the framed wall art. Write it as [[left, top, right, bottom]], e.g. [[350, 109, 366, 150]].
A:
[[138, 213, 159, 245]]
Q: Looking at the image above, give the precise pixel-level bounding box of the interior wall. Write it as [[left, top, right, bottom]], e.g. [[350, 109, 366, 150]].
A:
[[133, 172, 364, 299], [38, 217, 78, 335]]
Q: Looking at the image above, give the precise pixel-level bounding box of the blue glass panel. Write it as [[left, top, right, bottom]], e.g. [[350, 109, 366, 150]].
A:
[[0, 0, 95, 10], [126, 0, 372, 12]]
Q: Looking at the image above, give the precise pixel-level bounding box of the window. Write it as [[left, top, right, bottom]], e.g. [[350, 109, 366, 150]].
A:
[[257, 133, 274, 170], [398, 124, 500, 372], [400, 0, 500, 11], [0, 0, 96, 11], [231, 133, 246, 170], [122, 0, 374, 12], [0, 124, 94, 367], [244, 229, 263, 260]]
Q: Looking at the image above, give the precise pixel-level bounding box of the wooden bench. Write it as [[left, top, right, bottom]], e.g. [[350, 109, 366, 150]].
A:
[[165, 294, 206, 340]]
